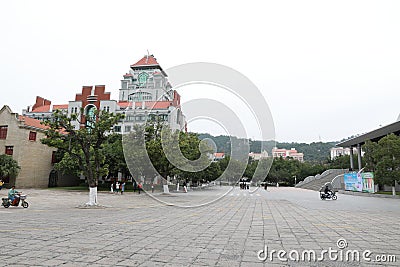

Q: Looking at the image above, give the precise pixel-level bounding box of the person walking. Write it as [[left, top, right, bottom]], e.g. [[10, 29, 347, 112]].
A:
[[121, 182, 125, 195], [151, 184, 154, 193], [183, 181, 187, 193], [116, 181, 120, 194], [0, 179, 4, 191], [133, 180, 137, 193], [138, 183, 142, 194]]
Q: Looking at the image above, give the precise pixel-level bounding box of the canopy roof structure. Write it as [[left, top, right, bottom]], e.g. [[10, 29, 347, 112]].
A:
[[337, 120, 400, 148]]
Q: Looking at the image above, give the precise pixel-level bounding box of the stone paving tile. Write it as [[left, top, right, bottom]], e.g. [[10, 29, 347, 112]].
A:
[[0, 187, 399, 266]]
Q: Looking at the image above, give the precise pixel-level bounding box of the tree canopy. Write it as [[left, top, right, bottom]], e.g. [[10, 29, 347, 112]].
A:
[[42, 109, 123, 187], [364, 134, 400, 187], [0, 154, 20, 183]]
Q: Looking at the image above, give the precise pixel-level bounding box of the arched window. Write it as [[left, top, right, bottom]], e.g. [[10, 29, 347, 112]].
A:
[[138, 72, 149, 86], [85, 105, 97, 130]]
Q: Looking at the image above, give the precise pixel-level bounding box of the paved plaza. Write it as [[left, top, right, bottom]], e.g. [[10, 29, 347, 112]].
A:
[[0, 186, 399, 266]]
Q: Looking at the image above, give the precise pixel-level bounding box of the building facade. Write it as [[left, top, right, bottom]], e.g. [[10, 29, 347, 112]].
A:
[[248, 150, 269, 161], [23, 55, 186, 132], [330, 147, 363, 160], [272, 147, 304, 162], [0, 105, 56, 187]]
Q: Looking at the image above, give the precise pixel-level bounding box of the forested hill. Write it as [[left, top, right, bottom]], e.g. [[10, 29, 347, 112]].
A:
[[197, 133, 337, 162]]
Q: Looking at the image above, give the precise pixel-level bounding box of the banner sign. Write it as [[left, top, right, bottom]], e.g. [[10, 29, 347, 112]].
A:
[[344, 172, 362, 192], [344, 172, 375, 193], [361, 172, 374, 193]]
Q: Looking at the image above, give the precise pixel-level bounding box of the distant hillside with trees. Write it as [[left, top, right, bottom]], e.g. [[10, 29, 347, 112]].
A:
[[198, 133, 337, 162]]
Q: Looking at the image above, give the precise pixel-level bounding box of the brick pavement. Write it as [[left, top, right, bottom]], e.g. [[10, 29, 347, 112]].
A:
[[0, 187, 399, 266]]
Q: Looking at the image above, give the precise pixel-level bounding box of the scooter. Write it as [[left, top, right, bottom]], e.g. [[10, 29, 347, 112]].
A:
[[1, 194, 29, 208], [320, 190, 337, 200]]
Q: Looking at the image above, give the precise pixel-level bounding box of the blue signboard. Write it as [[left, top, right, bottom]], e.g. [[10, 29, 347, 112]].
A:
[[344, 172, 362, 192]]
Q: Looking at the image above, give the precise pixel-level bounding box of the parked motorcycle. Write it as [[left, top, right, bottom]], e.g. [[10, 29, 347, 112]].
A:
[[1, 194, 29, 208]]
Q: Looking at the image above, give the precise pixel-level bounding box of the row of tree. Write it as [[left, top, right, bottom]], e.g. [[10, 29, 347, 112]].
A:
[[2, 108, 395, 205], [42, 109, 353, 191]]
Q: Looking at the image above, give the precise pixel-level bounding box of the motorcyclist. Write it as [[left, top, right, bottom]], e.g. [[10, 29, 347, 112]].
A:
[[324, 184, 329, 195], [8, 186, 20, 205], [324, 184, 334, 197]]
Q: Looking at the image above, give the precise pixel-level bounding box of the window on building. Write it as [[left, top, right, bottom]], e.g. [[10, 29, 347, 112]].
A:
[[138, 72, 149, 86], [125, 126, 131, 132], [29, 131, 37, 141], [51, 151, 57, 164], [0, 126, 8, 139], [5, 146, 13, 156], [114, 126, 121, 132]]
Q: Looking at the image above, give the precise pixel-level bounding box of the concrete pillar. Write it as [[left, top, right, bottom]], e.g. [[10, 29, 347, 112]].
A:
[[357, 143, 362, 170], [349, 147, 354, 171]]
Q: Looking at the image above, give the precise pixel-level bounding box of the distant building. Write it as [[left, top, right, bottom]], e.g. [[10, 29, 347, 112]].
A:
[[0, 105, 55, 187], [248, 150, 269, 161], [272, 147, 304, 162], [212, 152, 225, 162], [330, 147, 363, 160]]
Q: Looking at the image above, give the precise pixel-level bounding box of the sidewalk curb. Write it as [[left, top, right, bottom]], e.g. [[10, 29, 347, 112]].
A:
[[339, 190, 400, 199]]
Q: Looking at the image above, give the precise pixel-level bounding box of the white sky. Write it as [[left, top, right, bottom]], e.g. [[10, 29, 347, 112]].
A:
[[1, 0, 399, 143]]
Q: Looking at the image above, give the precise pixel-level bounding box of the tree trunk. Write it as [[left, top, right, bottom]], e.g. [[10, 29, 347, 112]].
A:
[[86, 187, 98, 205], [392, 186, 396, 196]]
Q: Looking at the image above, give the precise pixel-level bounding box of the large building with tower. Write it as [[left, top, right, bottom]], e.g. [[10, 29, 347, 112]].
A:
[[3, 55, 186, 188], [22, 55, 186, 132]]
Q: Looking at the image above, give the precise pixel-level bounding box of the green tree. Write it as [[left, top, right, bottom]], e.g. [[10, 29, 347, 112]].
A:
[[368, 134, 400, 193], [123, 122, 214, 188], [363, 140, 380, 172], [103, 133, 129, 179], [0, 154, 20, 184], [42, 109, 123, 205]]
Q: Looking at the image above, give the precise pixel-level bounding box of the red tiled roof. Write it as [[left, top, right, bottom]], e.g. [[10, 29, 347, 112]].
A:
[[145, 101, 173, 109], [118, 101, 130, 108], [130, 55, 159, 67], [31, 105, 51, 113], [214, 152, 225, 158], [53, 104, 68, 110], [123, 73, 133, 77], [18, 115, 48, 130]]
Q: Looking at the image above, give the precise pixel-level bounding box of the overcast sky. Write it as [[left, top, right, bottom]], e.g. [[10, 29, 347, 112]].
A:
[[1, 1, 399, 143]]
